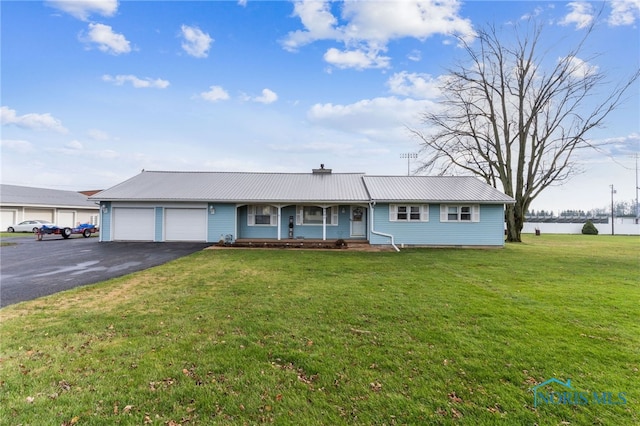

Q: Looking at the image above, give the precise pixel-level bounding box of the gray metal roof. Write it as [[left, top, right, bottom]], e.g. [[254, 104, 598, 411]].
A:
[[91, 171, 371, 202], [91, 171, 514, 204], [363, 176, 515, 204], [0, 184, 99, 208]]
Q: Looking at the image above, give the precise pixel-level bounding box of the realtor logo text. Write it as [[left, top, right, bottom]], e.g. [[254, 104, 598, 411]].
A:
[[531, 378, 627, 408]]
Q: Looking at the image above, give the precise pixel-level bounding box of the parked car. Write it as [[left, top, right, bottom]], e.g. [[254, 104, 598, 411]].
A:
[[7, 220, 57, 233]]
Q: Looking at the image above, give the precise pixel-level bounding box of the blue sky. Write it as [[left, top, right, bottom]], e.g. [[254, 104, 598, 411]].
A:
[[1, 0, 639, 213]]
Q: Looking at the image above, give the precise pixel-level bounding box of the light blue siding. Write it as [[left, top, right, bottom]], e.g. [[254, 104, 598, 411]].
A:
[[100, 202, 111, 242], [154, 207, 163, 242], [238, 205, 278, 239], [370, 204, 505, 246], [208, 203, 236, 243]]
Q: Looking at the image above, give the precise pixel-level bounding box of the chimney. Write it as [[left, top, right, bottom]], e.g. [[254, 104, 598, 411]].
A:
[[312, 164, 332, 174]]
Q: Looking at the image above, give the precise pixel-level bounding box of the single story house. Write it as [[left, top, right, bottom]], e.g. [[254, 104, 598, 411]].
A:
[[1, 184, 99, 231], [90, 167, 515, 248]]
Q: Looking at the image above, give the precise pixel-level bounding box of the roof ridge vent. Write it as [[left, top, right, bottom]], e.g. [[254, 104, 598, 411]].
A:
[[312, 164, 332, 174]]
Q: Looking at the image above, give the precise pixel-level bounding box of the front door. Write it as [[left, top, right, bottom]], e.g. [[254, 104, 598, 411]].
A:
[[350, 206, 365, 237]]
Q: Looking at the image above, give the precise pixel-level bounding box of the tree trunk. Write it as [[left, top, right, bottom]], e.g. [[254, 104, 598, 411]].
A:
[[505, 203, 524, 242]]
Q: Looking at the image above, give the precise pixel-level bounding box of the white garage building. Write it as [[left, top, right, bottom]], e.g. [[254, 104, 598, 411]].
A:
[[0, 184, 99, 231]]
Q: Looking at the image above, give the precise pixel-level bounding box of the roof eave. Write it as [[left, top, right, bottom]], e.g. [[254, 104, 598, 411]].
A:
[[90, 198, 371, 203], [0, 202, 99, 209], [371, 199, 515, 204]]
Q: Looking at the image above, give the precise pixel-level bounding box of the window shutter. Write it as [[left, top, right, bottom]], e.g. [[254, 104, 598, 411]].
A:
[[421, 205, 429, 222], [440, 204, 447, 222], [389, 204, 397, 222], [247, 205, 255, 226], [270, 206, 277, 226], [472, 205, 480, 222], [331, 206, 338, 225], [296, 206, 302, 225]]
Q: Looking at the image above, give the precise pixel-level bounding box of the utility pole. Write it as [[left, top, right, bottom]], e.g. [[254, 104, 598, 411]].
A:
[[636, 152, 640, 224], [400, 153, 417, 176], [610, 184, 616, 235]]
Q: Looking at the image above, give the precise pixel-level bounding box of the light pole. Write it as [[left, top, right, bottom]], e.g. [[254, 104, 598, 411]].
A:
[[400, 153, 417, 176], [610, 184, 616, 235]]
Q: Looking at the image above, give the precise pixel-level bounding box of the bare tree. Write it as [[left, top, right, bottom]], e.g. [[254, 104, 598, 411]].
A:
[[411, 21, 639, 242]]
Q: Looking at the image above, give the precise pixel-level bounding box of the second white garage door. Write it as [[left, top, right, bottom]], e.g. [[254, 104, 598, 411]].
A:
[[113, 208, 155, 241], [165, 208, 207, 241]]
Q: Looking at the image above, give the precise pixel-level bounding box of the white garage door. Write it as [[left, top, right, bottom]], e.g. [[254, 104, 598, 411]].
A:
[[165, 208, 207, 241], [58, 211, 76, 228], [113, 208, 155, 241], [1, 210, 17, 231], [24, 208, 54, 222]]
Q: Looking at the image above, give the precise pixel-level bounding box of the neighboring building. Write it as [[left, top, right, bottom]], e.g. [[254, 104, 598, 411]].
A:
[[523, 216, 639, 235], [0, 184, 99, 230], [90, 168, 515, 248]]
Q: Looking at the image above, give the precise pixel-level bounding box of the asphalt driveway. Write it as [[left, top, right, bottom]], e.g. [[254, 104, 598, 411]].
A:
[[0, 235, 210, 308]]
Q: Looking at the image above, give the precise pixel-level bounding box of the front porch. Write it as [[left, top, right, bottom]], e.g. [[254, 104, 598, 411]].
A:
[[232, 238, 371, 249], [235, 204, 368, 241]]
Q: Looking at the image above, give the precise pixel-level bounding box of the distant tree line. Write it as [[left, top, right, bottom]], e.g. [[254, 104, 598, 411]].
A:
[[527, 200, 639, 218]]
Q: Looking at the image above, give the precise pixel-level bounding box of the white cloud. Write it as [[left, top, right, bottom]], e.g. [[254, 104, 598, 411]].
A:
[[253, 88, 278, 104], [102, 74, 170, 89], [281, 1, 341, 51], [520, 6, 544, 21], [563, 56, 599, 79], [407, 49, 422, 62], [46, 0, 118, 21], [308, 96, 435, 135], [588, 132, 640, 158], [180, 25, 213, 58], [282, 0, 475, 70], [200, 85, 230, 102], [1, 139, 34, 154], [608, 0, 640, 26], [559, 2, 594, 29], [240, 88, 279, 104], [324, 47, 390, 70], [65, 140, 84, 150], [82, 23, 131, 55], [88, 129, 110, 140], [340, 0, 474, 43], [237, 0, 248, 7], [269, 140, 353, 153], [99, 149, 120, 159], [386, 72, 443, 99], [0, 106, 68, 133]]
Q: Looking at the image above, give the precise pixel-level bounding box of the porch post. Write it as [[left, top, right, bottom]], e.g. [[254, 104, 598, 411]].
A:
[[234, 204, 239, 241], [322, 207, 327, 240], [277, 206, 282, 241]]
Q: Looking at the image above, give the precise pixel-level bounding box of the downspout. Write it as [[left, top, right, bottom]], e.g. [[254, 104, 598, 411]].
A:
[[368, 201, 400, 252]]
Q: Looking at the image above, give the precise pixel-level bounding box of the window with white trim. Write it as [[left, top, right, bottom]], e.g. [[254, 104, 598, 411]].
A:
[[440, 205, 480, 222], [296, 206, 338, 226], [248, 205, 277, 226], [389, 205, 429, 222]]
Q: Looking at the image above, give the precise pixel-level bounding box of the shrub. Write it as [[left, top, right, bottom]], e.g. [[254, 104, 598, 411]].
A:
[[582, 220, 599, 235], [335, 239, 347, 248]]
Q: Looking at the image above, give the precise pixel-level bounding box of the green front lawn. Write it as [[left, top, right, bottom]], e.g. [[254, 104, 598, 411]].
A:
[[0, 235, 638, 425], [0, 231, 34, 238]]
